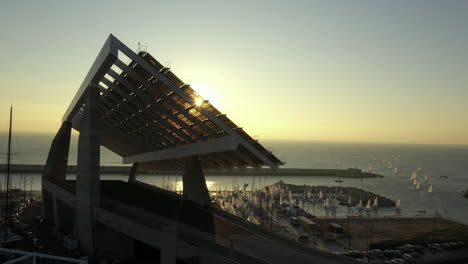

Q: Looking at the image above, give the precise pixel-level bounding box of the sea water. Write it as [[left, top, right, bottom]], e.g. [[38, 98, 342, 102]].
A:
[[1, 132, 467, 223]]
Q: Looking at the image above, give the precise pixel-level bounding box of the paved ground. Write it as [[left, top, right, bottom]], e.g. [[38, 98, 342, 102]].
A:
[[313, 217, 468, 250], [423, 249, 468, 263], [275, 215, 346, 253]]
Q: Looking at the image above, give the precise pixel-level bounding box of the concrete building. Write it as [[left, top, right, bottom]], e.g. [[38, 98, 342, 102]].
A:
[[42, 34, 353, 263]]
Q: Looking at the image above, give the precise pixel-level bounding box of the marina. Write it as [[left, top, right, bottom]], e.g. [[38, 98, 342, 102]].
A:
[[0, 164, 383, 177]]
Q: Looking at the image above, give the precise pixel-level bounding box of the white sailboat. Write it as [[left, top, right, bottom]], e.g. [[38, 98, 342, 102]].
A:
[[395, 198, 401, 210], [413, 178, 417, 185], [336, 161, 340, 167], [358, 199, 363, 210], [373, 197, 378, 208], [416, 182, 420, 190], [394, 167, 398, 174], [428, 185, 433, 194], [368, 166, 372, 172], [324, 197, 331, 209], [366, 199, 372, 211], [347, 195, 352, 206], [424, 175, 428, 182], [319, 190, 323, 199], [333, 196, 338, 208]]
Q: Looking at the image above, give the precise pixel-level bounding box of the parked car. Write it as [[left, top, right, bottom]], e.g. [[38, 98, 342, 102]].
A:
[[402, 253, 414, 262], [346, 251, 364, 258], [412, 245, 425, 253], [427, 243, 443, 251], [296, 233, 309, 243], [289, 216, 300, 226]]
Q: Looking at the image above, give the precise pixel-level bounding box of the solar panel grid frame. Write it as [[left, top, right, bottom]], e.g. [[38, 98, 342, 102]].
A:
[[67, 35, 282, 169], [128, 52, 277, 166], [100, 73, 188, 148], [113, 58, 216, 141]]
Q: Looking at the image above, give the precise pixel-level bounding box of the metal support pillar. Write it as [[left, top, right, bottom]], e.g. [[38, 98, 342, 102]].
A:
[[182, 156, 210, 207], [128, 163, 138, 182], [42, 121, 71, 231], [76, 85, 100, 257]]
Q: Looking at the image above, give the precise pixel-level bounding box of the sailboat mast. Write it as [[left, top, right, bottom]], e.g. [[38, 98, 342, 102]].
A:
[[4, 106, 12, 243]]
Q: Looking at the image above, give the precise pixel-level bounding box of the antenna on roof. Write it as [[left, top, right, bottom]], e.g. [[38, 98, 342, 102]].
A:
[[136, 42, 147, 55]]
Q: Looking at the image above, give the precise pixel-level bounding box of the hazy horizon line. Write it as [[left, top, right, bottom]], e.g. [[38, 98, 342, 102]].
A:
[[0, 130, 466, 147]]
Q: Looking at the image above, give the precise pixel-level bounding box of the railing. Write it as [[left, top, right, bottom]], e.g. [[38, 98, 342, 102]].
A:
[[0, 248, 87, 264]]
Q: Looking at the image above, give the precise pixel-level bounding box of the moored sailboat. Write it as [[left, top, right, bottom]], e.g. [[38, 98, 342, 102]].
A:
[[356, 198, 363, 210], [410, 171, 417, 181], [373, 197, 378, 209], [332, 196, 338, 208], [365, 199, 372, 211], [395, 198, 401, 211], [324, 197, 331, 209]]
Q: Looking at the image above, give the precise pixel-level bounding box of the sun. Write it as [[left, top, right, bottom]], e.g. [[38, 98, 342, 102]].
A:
[[191, 81, 224, 110], [195, 98, 203, 106]]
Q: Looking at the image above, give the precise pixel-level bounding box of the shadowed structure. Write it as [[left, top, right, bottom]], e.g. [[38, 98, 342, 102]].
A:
[[41, 34, 352, 264]]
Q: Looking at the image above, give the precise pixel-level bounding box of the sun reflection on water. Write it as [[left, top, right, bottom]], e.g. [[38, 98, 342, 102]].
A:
[[174, 180, 217, 192]]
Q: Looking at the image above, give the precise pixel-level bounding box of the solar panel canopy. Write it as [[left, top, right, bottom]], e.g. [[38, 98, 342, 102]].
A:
[[64, 34, 282, 171]]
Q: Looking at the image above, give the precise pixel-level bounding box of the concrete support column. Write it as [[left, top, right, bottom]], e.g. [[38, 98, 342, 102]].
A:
[[42, 121, 72, 182], [160, 226, 177, 264], [182, 156, 210, 207], [76, 85, 101, 257], [95, 224, 134, 261], [53, 196, 60, 229], [128, 163, 138, 182]]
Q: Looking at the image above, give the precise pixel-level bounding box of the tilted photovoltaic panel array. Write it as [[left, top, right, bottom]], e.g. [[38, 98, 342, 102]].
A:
[[67, 35, 283, 171]]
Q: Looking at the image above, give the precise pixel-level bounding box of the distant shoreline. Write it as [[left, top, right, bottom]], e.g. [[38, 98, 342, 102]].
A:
[[0, 164, 383, 178]]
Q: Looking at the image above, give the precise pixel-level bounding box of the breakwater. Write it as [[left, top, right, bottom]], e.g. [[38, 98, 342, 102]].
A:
[[0, 164, 383, 178]]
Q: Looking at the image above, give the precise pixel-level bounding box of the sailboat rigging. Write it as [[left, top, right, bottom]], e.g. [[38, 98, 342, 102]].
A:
[[3, 106, 13, 243]]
